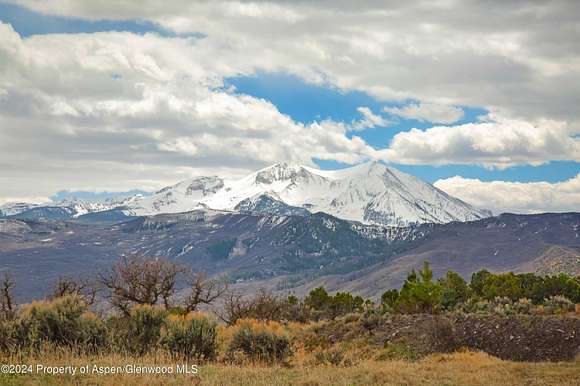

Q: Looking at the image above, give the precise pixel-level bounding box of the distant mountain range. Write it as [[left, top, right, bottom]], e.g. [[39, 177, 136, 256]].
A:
[[0, 198, 127, 220], [1, 162, 491, 227], [0, 209, 578, 301], [2, 162, 577, 302]]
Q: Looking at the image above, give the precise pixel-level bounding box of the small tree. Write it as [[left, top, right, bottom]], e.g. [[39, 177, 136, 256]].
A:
[[470, 269, 491, 297], [305, 287, 331, 310], [220, 290, 286, 324], [182, 271, 228, 313], [533, 273, 580, 303], [517, 273, 544, 301], [397, 261, 442, 313], [328, 292, 364, 317], [99, 256, 183, 315], [0, 273, 16, 321], [220, 289, 310, 324]]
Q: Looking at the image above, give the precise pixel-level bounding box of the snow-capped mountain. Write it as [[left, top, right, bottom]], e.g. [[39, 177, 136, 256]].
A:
[[0, 202, 41, 216], [122, 162, 491, 226], [0, 198, 120, 220], [55, 198, 119, 217]]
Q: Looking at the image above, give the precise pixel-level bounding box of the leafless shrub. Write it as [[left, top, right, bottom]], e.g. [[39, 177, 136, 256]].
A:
[[182, 271, 228, 313], [48, 276, 98, 305], [99, 256, 227, 315], [220, 289, 310, 325], [98, 256, 184, 315]]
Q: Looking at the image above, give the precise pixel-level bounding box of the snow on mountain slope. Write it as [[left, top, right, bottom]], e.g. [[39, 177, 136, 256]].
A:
[[1, 198, 120, 220], [234, 192, 311, 217], [56, 198, 118, 218], [0, 202, 41, 216], [121, 176, 224, 216], [123, 162, 491, 226]]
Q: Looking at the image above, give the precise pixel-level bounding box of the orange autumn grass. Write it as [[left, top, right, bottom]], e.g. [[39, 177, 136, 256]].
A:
[[0, 349, 578, 386]]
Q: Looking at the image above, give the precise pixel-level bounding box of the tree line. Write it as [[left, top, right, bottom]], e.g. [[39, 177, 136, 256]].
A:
[[378, 262, 580, 314], [1, 257, 579, 324]]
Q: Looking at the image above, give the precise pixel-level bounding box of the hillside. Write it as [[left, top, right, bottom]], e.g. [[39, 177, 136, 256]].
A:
[[0, 212, 578, 301]]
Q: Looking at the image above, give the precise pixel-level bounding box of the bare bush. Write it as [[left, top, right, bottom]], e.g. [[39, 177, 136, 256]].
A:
[[48, 276, 98, 305], [99, 256, 227, 315], [182, 271, 228, 313], [221, 289, 310, 325], [99, 256, 184, 315]]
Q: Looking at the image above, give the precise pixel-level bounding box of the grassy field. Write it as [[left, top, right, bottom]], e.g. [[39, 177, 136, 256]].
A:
[[0, 351, 578, 386]]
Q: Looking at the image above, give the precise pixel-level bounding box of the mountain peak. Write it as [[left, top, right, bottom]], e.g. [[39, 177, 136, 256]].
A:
[[354, 160, 389, 175], [253, 162, 311, 185]]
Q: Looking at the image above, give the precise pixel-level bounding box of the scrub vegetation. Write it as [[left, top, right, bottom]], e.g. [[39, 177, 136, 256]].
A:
[[0, 257, 578, 385]]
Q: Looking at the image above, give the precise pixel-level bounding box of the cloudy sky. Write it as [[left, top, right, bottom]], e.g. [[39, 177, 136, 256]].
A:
[[0, 0, 579, 214]]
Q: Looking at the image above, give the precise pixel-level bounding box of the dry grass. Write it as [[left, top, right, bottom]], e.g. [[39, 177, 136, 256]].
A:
[[0, 350, 578, 386], [1, 314, 578, 385]]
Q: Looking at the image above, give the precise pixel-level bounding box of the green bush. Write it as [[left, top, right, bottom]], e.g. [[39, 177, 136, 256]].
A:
[[108, 305, 166, 355], [481, 273, 523, 301], [305, 287, 368, 319], [470, 269, 492, 297], [471, 271, 580, 304], [381, 289, 399, 311], [439, 271, 470, 309], [228, 328, 292, 364], [8, 296, 106, 352], [161, 314, 217, 361], [535, 275, 580, 303]]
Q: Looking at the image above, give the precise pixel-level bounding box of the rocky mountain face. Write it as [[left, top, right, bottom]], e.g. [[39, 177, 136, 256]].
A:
[[0, 211, 577, 301], [234, 193, 311, 217]]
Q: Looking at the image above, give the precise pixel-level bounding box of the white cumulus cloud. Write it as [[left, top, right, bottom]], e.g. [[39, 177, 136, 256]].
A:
[[0, 22, 381, 201], [434, 174, 580, 215], [375, 115, 580, 169], [1, 1, 580, 211]]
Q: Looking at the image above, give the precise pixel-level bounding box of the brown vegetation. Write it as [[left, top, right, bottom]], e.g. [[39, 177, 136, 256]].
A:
[[0, 350, 578, 386], [0, 256, 579, 385]]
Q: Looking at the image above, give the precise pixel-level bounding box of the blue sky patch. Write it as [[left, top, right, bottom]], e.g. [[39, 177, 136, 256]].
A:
[[227, 72, 577, 183], [0, 2, 203, 38], [226, 71, 487, 150]]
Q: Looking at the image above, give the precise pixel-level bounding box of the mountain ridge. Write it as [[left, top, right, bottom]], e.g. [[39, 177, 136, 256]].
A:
[[1, 162, 490, 226], [120, 161, 492, 226]]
